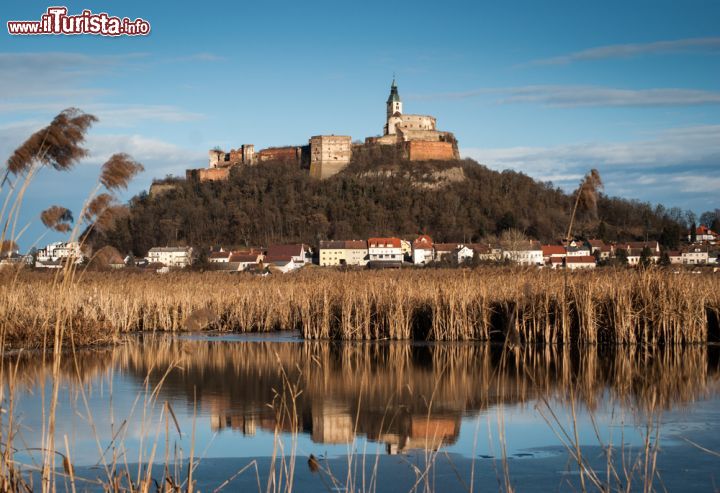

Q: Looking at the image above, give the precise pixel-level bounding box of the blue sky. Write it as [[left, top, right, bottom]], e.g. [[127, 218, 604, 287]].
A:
[[1, 0, 719, 249]]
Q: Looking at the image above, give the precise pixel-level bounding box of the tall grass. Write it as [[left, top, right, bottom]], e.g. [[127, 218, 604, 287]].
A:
[[1, 268, 718, 347]]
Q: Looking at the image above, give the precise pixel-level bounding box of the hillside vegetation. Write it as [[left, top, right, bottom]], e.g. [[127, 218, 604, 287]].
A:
[[91, 150, 686, 255]]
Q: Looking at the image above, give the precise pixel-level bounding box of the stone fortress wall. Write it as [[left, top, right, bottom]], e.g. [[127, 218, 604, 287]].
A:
[[309, 135, 353, 179]]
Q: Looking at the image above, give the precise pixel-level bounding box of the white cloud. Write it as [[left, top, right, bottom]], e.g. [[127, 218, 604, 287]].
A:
[[528, 37, 720, 66], [462, 125, 720, 210], [463, 125, 720, 175], [0, 52, 145, 100], [498, 86, 720, 108], [669, 175, 720, 194], [87, 134, 205, 167], [409, 85, 720, 108]]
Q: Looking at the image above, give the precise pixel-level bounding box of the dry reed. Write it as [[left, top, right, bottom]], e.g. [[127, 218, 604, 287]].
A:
[[1, 268, 718, 348]]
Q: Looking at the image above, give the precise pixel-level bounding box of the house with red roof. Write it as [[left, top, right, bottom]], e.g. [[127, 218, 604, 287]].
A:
[[688, 225, 718, 244], [541, 245, 566, 264], [368, 237, 403, 264], [433, 243, 462, 262], [264, 244, 311, 273], [565, 256, 597, 270], [412, 235, 434, 265]]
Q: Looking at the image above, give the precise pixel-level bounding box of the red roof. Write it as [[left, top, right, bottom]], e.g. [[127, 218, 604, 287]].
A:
[[696, 226, 717, 236], [267, 244, 306, 257], [467, 243, 491, 254], [368, 237, 401, 248], [587, 239, 605, 248], [263, 254, 293, 264], [413, 235, 433, 249], [209, 251, 231, 259], [229, 253, 260, 263], [566, 256, 596, 264], [434, 243, 461, 252], [542, 245, 566, 256]]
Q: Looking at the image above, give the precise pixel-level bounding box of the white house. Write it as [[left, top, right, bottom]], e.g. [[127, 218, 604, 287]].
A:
[[368, 237, 403, 264], [433, 243, 461, 262], [208, 250, 231, 263], [688, 226, 718, 244], [36, 241, 85, 268], [681, 248, 709, 265], [565, 241, 591, 257], [264, 244, 311, 273], [541, 245, 566, 264], [319, 240, 368, 267], [146, 246, 194, 268], [503, 241, 543, 266], [468, 243, 502, 262], [456, 245, 475, 264], [667, 251, 683, 264], [565, 256, 597, 270], [412, 235, 434, 265]]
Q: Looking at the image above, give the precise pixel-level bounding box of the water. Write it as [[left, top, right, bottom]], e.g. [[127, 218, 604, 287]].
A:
[[5, 334, 720, 491]]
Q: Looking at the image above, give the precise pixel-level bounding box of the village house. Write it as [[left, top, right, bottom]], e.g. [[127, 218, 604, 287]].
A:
[[469, 243, 502, 262], [565, 240, 591, 257], [456, 245, 475, 264], [541, 245, 566, 264], [503, 240, 543, 266], [565, 256, 597, 270], [585, 239, 605, 254], [585, 239, 613, 260], [619, 241, 660, 254], [318, 240, 368, 267], [368, 237, 403, 265], [36, 241, 85, 268], [433, 243, 461, 262], [400, 239, 412, 261], [681, 247, 709, 265], [228, 250, 264, 271], [146, 246, 194, 268], [412, 235, 434, 265], [208, 250, 231, 263], [264, 244, 311, 273], [688, 225, 718, 244], [667, 251, 684, 264]]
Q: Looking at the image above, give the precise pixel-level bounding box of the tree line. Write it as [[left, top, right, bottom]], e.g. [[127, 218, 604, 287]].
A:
[[89, 152, 700, 256]]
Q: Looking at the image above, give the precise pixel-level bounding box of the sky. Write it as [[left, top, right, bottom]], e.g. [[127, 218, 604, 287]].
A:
[[1, 0, 719, 250]]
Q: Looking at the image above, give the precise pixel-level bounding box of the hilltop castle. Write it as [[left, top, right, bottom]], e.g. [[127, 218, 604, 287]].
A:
[[185, 80, 459, 182]]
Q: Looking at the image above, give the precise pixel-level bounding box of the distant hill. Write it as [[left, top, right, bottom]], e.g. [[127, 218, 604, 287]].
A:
[[90, 151, 686, 255]]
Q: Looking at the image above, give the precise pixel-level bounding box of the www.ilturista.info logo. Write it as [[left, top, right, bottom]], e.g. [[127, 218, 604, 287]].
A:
[[7, 7, 150, 36]]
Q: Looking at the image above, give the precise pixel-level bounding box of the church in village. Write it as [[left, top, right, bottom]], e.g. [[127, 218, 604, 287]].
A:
[[185, 79, 459, 182]]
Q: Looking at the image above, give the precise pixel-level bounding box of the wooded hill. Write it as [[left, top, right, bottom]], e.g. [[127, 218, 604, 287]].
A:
[[90, 149, 687, 255]]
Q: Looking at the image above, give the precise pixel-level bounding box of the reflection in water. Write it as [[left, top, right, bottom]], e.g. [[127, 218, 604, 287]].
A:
[[7, 337, 720, 457]]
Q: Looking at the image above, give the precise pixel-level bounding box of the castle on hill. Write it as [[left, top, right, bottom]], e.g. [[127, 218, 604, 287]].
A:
[[185, 79, 459, 182]]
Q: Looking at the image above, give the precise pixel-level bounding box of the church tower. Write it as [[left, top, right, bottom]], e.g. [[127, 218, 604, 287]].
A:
[[386, 78, 402, 119], [384, 78, 403, 135]]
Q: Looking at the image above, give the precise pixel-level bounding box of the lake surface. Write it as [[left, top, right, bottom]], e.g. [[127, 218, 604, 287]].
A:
[[5, 334, 720, 492]]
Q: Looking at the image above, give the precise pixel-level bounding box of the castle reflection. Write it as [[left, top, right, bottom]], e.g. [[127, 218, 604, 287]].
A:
[[7, 337, 720, 455]]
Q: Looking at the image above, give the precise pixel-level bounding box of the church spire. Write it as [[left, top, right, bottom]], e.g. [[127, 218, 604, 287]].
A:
[[387, 77, 400, 104]]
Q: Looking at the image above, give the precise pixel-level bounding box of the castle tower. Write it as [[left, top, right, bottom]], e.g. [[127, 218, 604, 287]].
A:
[[384, 78, 403, 135]]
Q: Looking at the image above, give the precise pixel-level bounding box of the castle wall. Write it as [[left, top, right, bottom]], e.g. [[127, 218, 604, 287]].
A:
[[405, 141, 456, 161], [149, 182, 180, 197], [256, 146, 303, 163], [186, 168, 231, 182], [309, 135, 352, 179], [397, 114, 436, 131]]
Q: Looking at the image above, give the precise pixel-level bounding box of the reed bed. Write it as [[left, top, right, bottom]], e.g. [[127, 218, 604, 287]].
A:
[[0, 268, 718, 348]]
